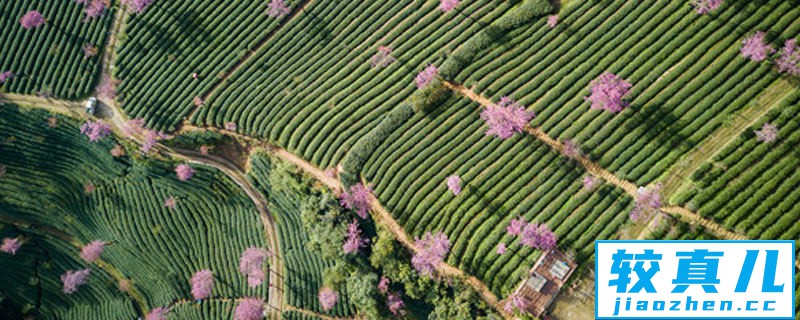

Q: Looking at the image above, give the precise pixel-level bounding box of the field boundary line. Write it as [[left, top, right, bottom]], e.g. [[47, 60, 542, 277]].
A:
[[183, 0, 317, 123]]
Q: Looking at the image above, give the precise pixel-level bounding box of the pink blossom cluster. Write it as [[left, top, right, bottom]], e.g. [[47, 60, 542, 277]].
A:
[[1, 237, 22, 255], [20, 11, 46, 29], [496, 243, 507, 255], [142, 130, 169, 153], [415, 64, 439, 89], [123, 118, 146, 137], [446, 175, 462, 195], [755, 123, 778, 143], [239, 247, 269, 287], [586, 72, 632, 113], [506, 217, 557, 250], [342, 220, 368, 254], [480, 96, 535, 139], [234, 298, 264, 320], [98, 75, 119, 99], [503, 293, 528, 314], [110, 145, 125, 158], [690, 0, 723, 14], [175, 164, 195, 181], [75, 0, 107, 21], [163, 196, 177, 209], [740, 32, 774, 62], [224, 122, 238, 131], [386, 292, 405, 315], [80, 240, 106, 263], [377, 276, 390, 294], [505, 217, 526, 236], [267, 0, 290, 18], [0, 71, 14, 83], [776, 39, 800, 76], [339, 183, 373, 219], [145, 307, 168, 320], [547, 15, 559, 28], [193, 96, 204, 106], [411, 231, 450, 278], [121, 0, 154, 14], [582, 175, 599, 191], [370, 46, 396, 69], [191, 269, 214, 300], [62, 269, 91, 294], [318, 287, 339, 311], [80, 120, 112, 142], [630, 183, 662, 222], [84, 182, 96, 194], [439, 0, 460, 12], [562, 139, 581, 159]]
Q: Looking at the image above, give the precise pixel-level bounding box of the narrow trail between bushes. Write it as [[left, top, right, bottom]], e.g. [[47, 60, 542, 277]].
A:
[[184, 0, 317, 123], [0, 215, 148, 315], [443, 81, 750, 243]]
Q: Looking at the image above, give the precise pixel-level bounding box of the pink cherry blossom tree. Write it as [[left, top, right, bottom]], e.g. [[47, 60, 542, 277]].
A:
[[415, 64, 439, 89], [690, 0, 723, 14], [339, 183, 373, 219], [76, 0, 107, 21], [121, 0, 154, 14], [163, 196, 177, 209], [446, 175, 462, 195], [239, 247, 269, 287], [20, 11, 46, 29], [118, 279, 131, 293], [145, 307, 168, 320], [267, 0, 290, 18], [562, 139, 581, 159], [234, 298, 264, 320], [386, 292, 405, 315], [547, 15, 559, 28], [411, 231, 450, 278], [506, 217, 526, 236], [1, 237, 22, 255], [191, 269, 214, 300], [755, 123, 778, 143], [586, 72, 632, 113], [503, 293, 528, 314], [110, 145, 125, 157], [519, 223, 557, 250], [481, 96, 535, 139], [175, 164, 195, 181], [224, 122, 238, 131], [496, 243, 507, 255], [0, 71, 14, 83], [80, 240, 106, 263], [776, 39, 800, 76], [84, 182, 96, 194], [142, 130, 169, 153], [582, 175, 599, 190], [123, 118, 146, 136], [318, 287, 339, 311], [377, 276, 390, 294], [98, 75, 120, 99], [80, 120, 112, 142], [370, 46, 396, 69], [62, 269, 91, 294], [193, 96, 204, 106], [439, 0, 460, 12], [342, 220, 368, 254], [630, 183, 662, 222], [740, 32, 774, 62]]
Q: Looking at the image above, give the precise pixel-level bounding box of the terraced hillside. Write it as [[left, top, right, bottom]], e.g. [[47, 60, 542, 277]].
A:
[[0, 0, 112, 98], [0, 105, 270, 317]]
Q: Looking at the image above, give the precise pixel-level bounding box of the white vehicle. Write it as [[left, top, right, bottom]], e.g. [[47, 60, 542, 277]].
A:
[[85, 97, 97, 115]]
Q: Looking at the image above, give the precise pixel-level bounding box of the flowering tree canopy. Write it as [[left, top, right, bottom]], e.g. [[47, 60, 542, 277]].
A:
[[224, 122, 238, 131], [0, 71, 14, 83], [118, 279, 131, 293], [415, 64, 439, 89], [318, 287, 339, 311], [20, 11, 46, 29], [631, 183, 662, 222], [496, 243, 507, 255], [519, 223, 557, 250], [690, 0, 723, 14], [163, 196, 176, 209], [506, 217, 526, 236], [439, 0, 460, 12], [123, 118, 146, 136], [503, 293, 528, 314], [76, 0, 107, 21], [98, 75, 119, 99], [377, 276, 390, 294], [547, 15, 559, 28], [776, 39, 800, 76], [234, 298, 264, 320], [586, 72, 632, 113], [342, 220, 368, 254], [339, 183, 373, 219], [370, 46, 396, 69], [755, 123, 778, 143], [582, 175, 599, 191], [446, 175, 462, 195], [175, 164, 195, 181], [267, 0, 290, 18], [142, 130, 169, 153], [480, 96, 535, 139], [145, 307, 168, 320], [121, 0, 154, 14], [740, 32, 774, 62], [562, 139, 581, 159], [411, 231, 450, 278], [193, 96, 204, 106], [80, 240, 106, 263], [84, 182, 96, 195], [109, 145, 125, 158], [386, 292, 405, 315], [239, 247, 269, 287], [80, 120, 112, 142], [191, 269, 214, 300], [1, 237, 22, 255], [62, 269, 91, 294]]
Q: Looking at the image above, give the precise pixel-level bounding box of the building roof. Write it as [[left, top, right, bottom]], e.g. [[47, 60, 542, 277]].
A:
[[511, 250, 577, 317]]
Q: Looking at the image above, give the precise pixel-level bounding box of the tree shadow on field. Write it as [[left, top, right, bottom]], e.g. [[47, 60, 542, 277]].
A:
[[300, 8, 333, 46], [461, 184, 512, 220], [623, 103, 693, 154], [137, 6, 213, 58]]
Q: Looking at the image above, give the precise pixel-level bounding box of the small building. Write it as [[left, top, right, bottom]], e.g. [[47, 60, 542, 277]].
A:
[[512, 250, 577, 317]]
